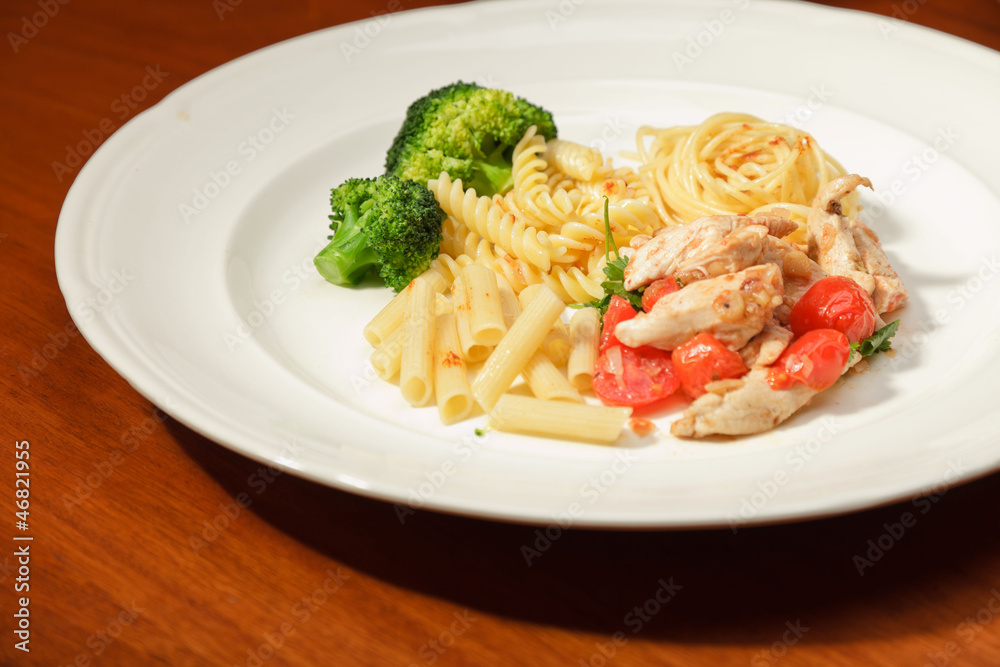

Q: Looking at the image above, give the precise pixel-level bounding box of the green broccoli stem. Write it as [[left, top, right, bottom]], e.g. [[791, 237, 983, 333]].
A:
[[313, 204, 380, 286], [467, 143, 514, 197]]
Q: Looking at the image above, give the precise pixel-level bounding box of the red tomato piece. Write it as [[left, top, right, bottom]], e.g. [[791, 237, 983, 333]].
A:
[[789, 275, 876, 344], [671, 333, 749, 399], [599, 295, 638, 351], [767, 329, 851, 391], [641, 276, 681, 312], [593, 344, 680, 407]]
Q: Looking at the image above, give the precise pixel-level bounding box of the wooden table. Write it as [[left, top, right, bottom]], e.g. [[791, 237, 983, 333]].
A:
[[3, 1, 999, 664]]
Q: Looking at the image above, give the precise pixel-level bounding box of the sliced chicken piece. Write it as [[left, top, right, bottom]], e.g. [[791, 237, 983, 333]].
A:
[[849, 218, 909, 313], [756, 234, 829, 324], [673, 224, 770, 285], [624, 214, 798, 290], [739, 321, 794, 368], [672, 341, 866, 437], [745, 213, 800, 239], [670, 367, 816, 437], [615, 264, 784, 351], [624, 217, 727, 290], [761, 233, 798, 265], [776, 246, 828, 325], [629, 234, 652, 249], [806, 174, 876, 294]]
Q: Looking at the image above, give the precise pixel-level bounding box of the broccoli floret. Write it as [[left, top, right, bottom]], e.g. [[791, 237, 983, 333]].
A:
[[314, 175, 445, 292], [384, 81, 557, 198]]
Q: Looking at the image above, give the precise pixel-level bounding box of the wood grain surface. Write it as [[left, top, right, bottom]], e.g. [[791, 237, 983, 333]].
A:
[[3, 0, 1000, 665]]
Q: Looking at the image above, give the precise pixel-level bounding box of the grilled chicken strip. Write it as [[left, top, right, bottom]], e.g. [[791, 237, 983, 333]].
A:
[[806, 174, 875, 294], [624, 214, 797, 291], [739, 321, 794, 368], [670, 367, 816, 437], [615, 264, 784, 351], [673, 225, 771, 286], [673, 337, 867, 438], [774, 245, 828, 326], [754, 234, 830, 325], [849, 218, 909, 313]]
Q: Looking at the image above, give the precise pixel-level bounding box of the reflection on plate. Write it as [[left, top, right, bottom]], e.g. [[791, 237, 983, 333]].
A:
[[55, 0, 1000, 527]]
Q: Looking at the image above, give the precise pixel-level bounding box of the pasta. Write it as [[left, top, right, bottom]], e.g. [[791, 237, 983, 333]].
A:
[[424, 252, 474, 286], [369, 294, 451, 380], [458, 264, 507, 346], [450, 272, 491, 363], [399, 277, 436, 406], [486, 395, 632, 444], [439, 215, 482, 259], [433, 313, 474, 424], [364, 270, 447, 346], [370, 326, 403, 381], [511, 126, 579, 228], [635, 112, 855, 243], [437, 215, 607, 305], [428, 172, 556, 271], [545, 138, 602, 181], [502, 283, 577, 400], [521, 351, 582, 402], [471, 284, 565, 411], [568, 307, 600, 391], [575, 189, 661, 239], [518, 284, 571, 365], [425, 124, 672, 307]]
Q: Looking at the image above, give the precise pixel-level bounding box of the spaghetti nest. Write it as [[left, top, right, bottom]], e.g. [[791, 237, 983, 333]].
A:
[[636, 112, 857, 243]]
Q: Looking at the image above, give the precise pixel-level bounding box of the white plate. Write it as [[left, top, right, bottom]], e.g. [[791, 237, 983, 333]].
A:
[[55, 0, 1000, 528]]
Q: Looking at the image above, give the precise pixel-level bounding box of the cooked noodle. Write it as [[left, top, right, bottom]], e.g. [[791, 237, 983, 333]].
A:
[[634, 112, 856, 243]]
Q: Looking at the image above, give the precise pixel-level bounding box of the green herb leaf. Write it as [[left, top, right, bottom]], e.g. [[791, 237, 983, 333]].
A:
[[580, 197, 644, 315], [850, 319, 900, 360], [601, 256, 644, 311]]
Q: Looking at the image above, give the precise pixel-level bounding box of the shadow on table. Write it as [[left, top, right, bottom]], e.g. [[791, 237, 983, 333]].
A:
[[172, 420, 1000, 645]]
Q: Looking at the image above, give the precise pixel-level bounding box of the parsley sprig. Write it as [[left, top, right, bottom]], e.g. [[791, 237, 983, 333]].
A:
[[579, 198, 643, 314], [850, 319, 900, 360]]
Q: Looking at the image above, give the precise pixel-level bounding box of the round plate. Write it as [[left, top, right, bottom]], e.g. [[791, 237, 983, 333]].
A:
[[55, 0, 1000, 528]]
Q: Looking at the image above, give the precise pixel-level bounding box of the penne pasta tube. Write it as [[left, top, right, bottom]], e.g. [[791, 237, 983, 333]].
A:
[[451, 273, 491, 363], [518, 283, 570, 365], [435, 292, 453, 315], [399, 277, 436, 407], [542, 328, 571, 366], [363, 271, 447, 346], [568, 307, 600, 391], [486, 394, 632, 444], [494, 275, 576, 399], [521, 350, 583, 403], [460, 264, 507, 346], [471, 285, 565, 411], [433, 313, 474, 424], [371, 326, 403, 381], [370, 294, 452, 381], [496, 274, 521, 326], [516, 284, 550, 311]]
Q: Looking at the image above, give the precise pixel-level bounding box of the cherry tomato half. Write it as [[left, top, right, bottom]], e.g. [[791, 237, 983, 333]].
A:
[[599, 295, 638, 351], [671, 333, 749, 399], [789, 276, 876, 344], [593, 344, 680, 407], [641, 276, 682, 312], [767, 329, 851, 391]]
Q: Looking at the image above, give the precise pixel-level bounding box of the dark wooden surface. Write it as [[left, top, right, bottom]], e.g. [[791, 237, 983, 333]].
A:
[[3, 0, 1000, 664]]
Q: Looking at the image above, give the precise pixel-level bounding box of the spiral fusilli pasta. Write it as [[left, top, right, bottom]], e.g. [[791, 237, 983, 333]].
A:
[[546, 138, 602, 181], [428, 172, 557, 271], [511, 126, 579, 228]]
